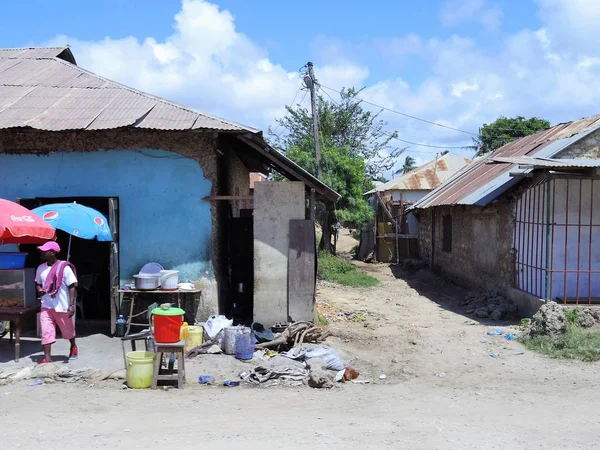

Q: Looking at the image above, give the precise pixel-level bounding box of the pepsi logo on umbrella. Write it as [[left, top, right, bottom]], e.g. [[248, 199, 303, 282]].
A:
[[94, 217, 104, 226], [42, 211, 59, 221]]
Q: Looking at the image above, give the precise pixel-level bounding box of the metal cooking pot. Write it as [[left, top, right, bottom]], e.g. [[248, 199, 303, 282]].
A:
[[133, 274, 160, 290]]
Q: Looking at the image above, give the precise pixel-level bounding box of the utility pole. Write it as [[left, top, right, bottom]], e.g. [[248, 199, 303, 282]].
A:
[[304, 62, 323, 180]]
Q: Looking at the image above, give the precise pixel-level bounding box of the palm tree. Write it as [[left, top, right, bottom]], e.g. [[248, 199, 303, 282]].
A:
[[399, 156, 417, 174]]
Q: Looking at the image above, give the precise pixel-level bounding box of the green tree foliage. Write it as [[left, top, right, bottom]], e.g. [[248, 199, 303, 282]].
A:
[[269, 87, 404, 229], [469, 116, 551, 157], [271, 87, 405, 181]]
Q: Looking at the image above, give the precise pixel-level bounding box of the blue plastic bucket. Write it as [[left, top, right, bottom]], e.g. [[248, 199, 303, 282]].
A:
[[235, 330, 255, 360], [0, 253, 27, 269]]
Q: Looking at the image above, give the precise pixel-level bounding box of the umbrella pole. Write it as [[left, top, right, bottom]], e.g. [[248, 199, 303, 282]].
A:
[[67, 235, 72, 262]]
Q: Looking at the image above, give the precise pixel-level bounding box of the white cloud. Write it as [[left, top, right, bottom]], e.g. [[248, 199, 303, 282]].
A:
[[39, 0, 600, 176], [440, 0, 503, 31], [47, 0, 365, 130]]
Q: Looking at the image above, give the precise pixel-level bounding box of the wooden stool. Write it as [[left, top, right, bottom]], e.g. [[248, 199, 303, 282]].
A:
[[152, 340, 186, 389]]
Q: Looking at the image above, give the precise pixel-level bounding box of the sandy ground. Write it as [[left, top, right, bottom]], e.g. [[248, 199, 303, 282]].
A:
[[2, 232, 600, 449]]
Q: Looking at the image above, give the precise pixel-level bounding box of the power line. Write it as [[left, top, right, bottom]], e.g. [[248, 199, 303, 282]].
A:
[[271, 84, 309, 139], [321, 87, 469, 153], [319, 84, 478, 136]]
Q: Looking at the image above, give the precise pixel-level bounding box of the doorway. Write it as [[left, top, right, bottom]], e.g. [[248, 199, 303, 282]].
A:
[[18, 197, 119, 323]]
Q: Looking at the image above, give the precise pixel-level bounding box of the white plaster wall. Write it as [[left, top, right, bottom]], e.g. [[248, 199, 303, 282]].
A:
[[389, 189, 430, 203]]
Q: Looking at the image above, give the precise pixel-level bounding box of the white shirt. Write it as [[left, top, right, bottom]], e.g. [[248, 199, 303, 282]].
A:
[[35, 263, 78, 312]]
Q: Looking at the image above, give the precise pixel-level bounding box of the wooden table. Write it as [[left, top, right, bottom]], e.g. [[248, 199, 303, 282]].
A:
[[117, 289, 202, 336], [0, 305, 40, 362]]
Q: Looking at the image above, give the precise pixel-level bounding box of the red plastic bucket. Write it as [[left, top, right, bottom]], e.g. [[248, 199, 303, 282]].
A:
[[152, 308, 184, 343]]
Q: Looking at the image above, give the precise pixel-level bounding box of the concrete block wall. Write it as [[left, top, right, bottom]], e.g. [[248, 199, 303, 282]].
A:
[[253, 181, 306, 326]]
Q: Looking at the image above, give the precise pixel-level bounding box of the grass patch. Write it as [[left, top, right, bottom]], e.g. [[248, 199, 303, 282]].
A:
[[521, 324, 600, 362], [317, 251, 379, 288], [317, 314, 330, 327]]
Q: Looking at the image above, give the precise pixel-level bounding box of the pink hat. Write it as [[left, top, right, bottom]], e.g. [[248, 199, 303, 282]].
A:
[[37, 241, 60, 253]]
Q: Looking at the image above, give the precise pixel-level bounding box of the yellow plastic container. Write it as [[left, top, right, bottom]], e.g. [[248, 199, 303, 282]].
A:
[[126, 351, 156, 389], [186, 325, 204, 352], [179, 321, 189, 341]]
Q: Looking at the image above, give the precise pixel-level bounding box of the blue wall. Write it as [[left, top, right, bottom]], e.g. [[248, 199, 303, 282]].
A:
[[0, 149, 213, 283]]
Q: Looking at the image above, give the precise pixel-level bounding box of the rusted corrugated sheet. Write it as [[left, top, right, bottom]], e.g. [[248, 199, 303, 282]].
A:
[[493, 156, 600, 168], [0, 48, 255, 133], [365, 152, 472, 194], [413, 115, 600, 209]]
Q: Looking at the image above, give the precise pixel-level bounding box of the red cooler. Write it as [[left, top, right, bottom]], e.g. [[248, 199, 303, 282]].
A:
[[152, 306, 185, 343]]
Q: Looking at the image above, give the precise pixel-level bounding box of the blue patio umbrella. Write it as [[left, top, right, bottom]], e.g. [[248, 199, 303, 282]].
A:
[[32, 203, 113, 260]]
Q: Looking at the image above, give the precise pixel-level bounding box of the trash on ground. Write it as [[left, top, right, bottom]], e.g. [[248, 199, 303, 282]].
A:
[[489, 352, 499, 358], [255, 321, 330, 351], [198, 375, 215, 385], [379, 373, 387, 380], [223, 380, 240, 387], [283, 347, 345, 371], [480, 338, 489, 343], [252, 322, 275, 343], [352, 379, 370, 384], [487, 328, 504, 336], [239, 371, 249, 380], [505, 333, 516, 340], [27, 380, 43, 386], [247, 365, 309, 384], [436, 372, 446, 378], [203, 315, 233, 340]]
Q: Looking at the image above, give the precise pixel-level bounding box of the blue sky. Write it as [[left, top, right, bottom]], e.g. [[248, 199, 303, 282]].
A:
[[2, 0, 600, 172]]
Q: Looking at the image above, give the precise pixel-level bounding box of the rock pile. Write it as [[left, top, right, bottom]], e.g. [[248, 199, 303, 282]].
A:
[[526, 302, 566, 338], [460, 289, 518, 321]]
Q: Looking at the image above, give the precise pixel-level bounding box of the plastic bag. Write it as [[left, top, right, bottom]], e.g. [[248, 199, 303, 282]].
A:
[[203, 315, 233, 340], [284, 347, 345, 371]]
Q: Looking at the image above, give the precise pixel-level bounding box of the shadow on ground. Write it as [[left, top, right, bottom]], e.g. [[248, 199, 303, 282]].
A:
[[385, 263, 521, 328]]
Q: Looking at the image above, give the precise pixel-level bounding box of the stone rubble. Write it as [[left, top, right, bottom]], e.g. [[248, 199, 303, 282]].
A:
[[460, 289, 518, 321]]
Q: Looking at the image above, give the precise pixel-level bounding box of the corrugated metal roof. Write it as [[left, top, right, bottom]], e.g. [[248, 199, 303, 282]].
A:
[[365, 152, 472, 195], [412, 115, 600, 209], [0, 47, 256, 132], [492, 156, 600, 168], [0, 47, 341, 203]]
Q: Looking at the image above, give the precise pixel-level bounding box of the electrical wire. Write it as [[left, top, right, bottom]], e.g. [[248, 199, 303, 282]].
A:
[[321, 87, 468, 153], [319, 84, 478, 136]]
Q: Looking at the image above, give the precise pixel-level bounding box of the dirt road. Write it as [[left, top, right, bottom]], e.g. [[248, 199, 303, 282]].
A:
[[3, 259, 600, 449]]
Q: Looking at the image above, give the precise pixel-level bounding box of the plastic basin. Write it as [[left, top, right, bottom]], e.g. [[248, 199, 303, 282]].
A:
[[0, 253, 27, 269], [126, 351, 155, 389]]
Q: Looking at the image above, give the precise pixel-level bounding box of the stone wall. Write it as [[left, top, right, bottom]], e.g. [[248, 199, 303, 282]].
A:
[[418, 201, 516, 293], [554, 128, 600, 159]]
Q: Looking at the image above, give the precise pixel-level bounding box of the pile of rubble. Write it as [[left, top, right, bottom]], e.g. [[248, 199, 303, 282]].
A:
[[460, 289, 518, 321], [525, 302, 600, 338]]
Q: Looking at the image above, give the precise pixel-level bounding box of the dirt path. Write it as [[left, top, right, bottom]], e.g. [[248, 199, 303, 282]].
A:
[[2, 262, 600, 449]]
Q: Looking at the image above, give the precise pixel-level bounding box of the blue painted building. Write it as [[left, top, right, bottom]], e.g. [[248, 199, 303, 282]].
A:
[[0, 47, 339, 327]]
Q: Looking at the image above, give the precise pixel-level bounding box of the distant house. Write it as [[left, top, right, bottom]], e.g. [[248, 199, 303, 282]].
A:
[[411, 115, 600, 316], [0, 47, 340, 329], [362, 152, 471, 262]]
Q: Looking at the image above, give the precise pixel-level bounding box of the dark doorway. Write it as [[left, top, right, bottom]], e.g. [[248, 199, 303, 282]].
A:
[[228, 214, 253, 325], [18, 197, 118, 323]]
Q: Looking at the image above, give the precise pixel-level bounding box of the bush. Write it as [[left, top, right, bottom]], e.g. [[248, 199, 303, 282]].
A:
[[317, 252, 379, 288]]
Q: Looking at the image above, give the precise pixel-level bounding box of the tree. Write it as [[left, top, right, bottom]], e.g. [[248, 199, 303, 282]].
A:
[[269, 87, 403, 252], [270, 87, 406, 181], [469, 116, 550, 157], [395, 156, 417, 175]]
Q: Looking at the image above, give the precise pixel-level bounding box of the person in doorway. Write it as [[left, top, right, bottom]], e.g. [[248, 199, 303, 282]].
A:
[[35, 241, 79, 364]]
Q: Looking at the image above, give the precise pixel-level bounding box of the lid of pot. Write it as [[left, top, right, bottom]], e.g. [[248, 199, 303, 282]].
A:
[[152, 306, 185, 316]]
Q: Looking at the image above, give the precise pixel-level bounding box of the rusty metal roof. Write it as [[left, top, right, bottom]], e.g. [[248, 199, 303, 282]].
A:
[[412, 115, 600, 209], [0, 47, 256, 132], [492, 156, 600, 168], [365, 152, 472, 195]]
